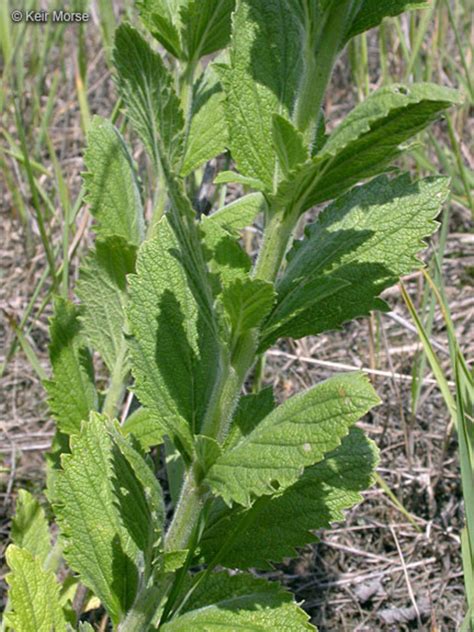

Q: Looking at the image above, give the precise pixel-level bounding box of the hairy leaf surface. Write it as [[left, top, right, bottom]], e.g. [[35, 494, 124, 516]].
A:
[[151, 146, 221, 336], [214, 170, 266, 190], [272, 113, 309, 177], [54, 413, 163, 624], [45, 298, 98, 436], [205, 372, 379, 506], [128, 217, 222, 455], [201, 216, 252, 291], [114, 24, 184, 168], [277, 83, 460, 210], [180, 0, 235, 60], [5, 546, 65, 632], [83, 116, 144, 245], [345, 0, 429, 43], [161, 572, 314, 631], [181, 65, 228, 176], [262, 175, 448, 348], [137, 0, 234, 60], [208, 192, 266, 231], [224, 387, 275, 450], [220, 0, 304, 190], [76, 237, 136, 375], [11, 490, 50, 565], [222, 278, 276, 335], [111, 424, 165, 554], [137, 0, 184, 59], [122, 407, 165, 451], [201, 428, 378, 569]]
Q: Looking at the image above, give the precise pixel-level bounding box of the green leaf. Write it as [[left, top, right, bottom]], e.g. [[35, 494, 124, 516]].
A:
[[5, 545, 66, 632], [137, 0, 234, 61], [345, 0, 429, 43], [313, 110, 328, 156], [224, 387, 275, 450], [11, 490, 51, 565], [45, 298, 98, 436], [220, 0, 304, 190], [161, 572, 314, 631], [201, 215, 252, 291], [222, 278, 276, 335], [272, 114, 309, 177], [205, 372, 379, 506], [180, 0, 235, 60], [137, 0, 183, 59], [76, 237, 136, 375], [45, 430, 71, 506], [128, 216, 222, 456], [122, 407, 165, 451], [214, 170, 265, 191], [180, 65, 228, 176], [53, 413, 163, 625], [277, 82, 461, 211], [152, 151, 220, 335], [261, 174, 448, 348], [201, 427, 378, 569], [208, 192, 266, 231], [164, 549, 189, 573], [319, 83, 460, 167], [195, 435, 223, 473], [111, 423, 165, 549], [83, 116, 144, 245], [114, 23, 184, 168]]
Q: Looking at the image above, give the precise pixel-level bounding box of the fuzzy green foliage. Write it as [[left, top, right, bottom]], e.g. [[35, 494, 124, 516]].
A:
[[5, 546, 65, 632], [5, 1, 459, 630]]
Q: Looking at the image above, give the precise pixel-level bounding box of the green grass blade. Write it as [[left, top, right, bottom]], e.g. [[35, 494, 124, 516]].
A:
[[446, 115, 474, 218], [0, 0, 12, 65], [3, 312, 48, 382], [404, 2, 436, 81], [400, 281, 457, 417], [444, 0, 474, 101], [374, 472, 421, 531], [13, 98, 56, 275]]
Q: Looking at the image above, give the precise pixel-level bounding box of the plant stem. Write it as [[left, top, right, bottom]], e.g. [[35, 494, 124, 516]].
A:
[[161, 4, 352, 610], [163, 203, 300, 564], [170, 497, 268, 620], [294, 0, 354, 142], [201, 204, 299, 441], [164, 466, 206, 554], [253, 206, 298, 281], [118, 586, 163, 632]]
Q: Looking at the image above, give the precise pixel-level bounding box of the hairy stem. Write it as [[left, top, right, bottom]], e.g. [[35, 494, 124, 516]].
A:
[[118, 586, 163, 632], [294, 0, 355, 143], [163, 203, 299, 557], [253, 206, 299, 281], [160, 5, 351, 601], [164, 466, 206, 553], [155, 6, 355, 617]]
